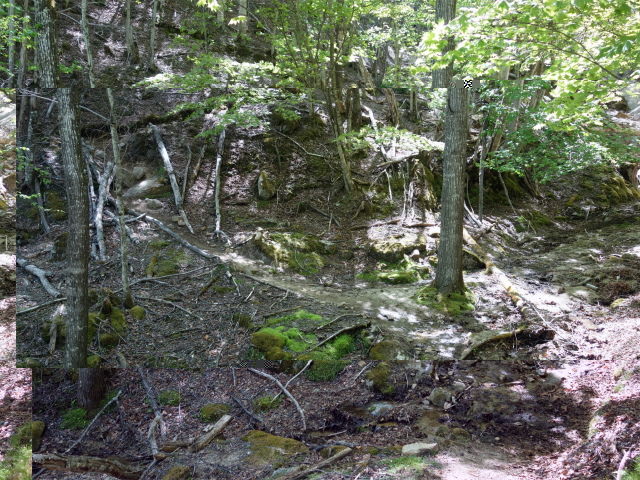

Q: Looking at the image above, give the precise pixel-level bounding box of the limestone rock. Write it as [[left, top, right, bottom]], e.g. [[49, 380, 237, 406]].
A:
[[369, 241, 404, 263], [145, 198, 163, 209], [402, 442, 438, 456], [133, 166, 145, 180], [257, 171, 276, 200], [428, 387, 452, 408]]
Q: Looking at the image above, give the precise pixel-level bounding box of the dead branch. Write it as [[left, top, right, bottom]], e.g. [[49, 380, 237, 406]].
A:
[[149, 123, 194, 234], [269, 359, 314, 406], [311, 322, 371, 351], [350, 218, 401, 230], [182, 144, 192, 202], [248, 368, 306, 430], [298, 201, 341, 228], [33, 178, 50, 236], [616, 450, 631, 480], [189, 414, 233, 452], [276, 447, 353, 480], [32, 454, 144, 479], [213, 118, 231, 243], [17, 297, 67, 315], [16, 256, 60, 297], [48, 319, 57, 355], [137, 368, 166, 437], [137, 296, 204, 322], [230, 394, 265, 424], [95, 160, 117, 260]]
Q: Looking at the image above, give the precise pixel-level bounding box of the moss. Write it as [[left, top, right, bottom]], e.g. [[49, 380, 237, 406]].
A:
[[251, 328, 287, 351], [299, 353, 349, 381], [60, 408, 89, 429], [257, 199, 271, 209], [212, 286, 235, 294], [130, 305, 145, 320], [565, 194, 581, 207], [88, 288, 99, 305], [264, 309, 323, 327], [146, 255, 158, 277], [159, 390, 181, 406], [233, 312, 253, 329], [324, 334, 355, 358], [415, 285, 475, 315], [161, 466, 191, 480], [87, 355, 100, 367], [200, 403, 230, 423], [241, 430, 309, 467], [32, 420, 46, 451], [99, 333, 119, 349], [364, 362, 395, 395], [110, 308, 126, 334], [156, 249, 187, 277], [357, 256, 428, 285], [46, 190, 67, 220], [150, 240, 171, 250], [252, 395, 282, 413], [256, 232, 331, 275]]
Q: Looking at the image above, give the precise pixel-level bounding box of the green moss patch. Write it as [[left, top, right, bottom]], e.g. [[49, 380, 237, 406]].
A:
[[255, 232, 334, 275], [32, 420, 46, 451], [156, 249, 188, 277], [252, 395, 282, 413], [515, 211, 554, 232], [87, 355, 100, 367], [130, 305, 145, 320], [60, 408, 89, 429], [200, 403, 230, 423], [46, 190, 67, 220], [158, 390, 181, 406], [241, 430, 309, 467], [415, 285, 476, 315], [364, 362, 395, 395], [357, 256, 429, 285]]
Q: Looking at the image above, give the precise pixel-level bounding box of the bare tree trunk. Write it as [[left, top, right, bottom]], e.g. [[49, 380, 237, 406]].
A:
[[77, 369, 106, 409], [149, 0, 158, 70], [7, 0, 16, 87], [350, 85, 362, 132], [22, 90, 37, 187], [81, 0, 95, 87], [238, 0, 247, 35], [16, 0, 30, 87], [95, 160, 116, 261], [432, 0, 457, 89], [59, 88, 89, 368], [125, 0, 139, 64], [34, 0, 60, 87], [435, 86, 469, 295], [106, 89, 134, 309]]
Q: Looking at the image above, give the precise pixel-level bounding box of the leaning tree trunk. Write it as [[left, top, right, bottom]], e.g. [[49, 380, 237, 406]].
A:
[[106, 89, 134, 309], [59, 88, 90, 368], [34, 0, 60, 87], [435, 85, 469, 295], [81, 0, 95, 87], [78, 369, 106, 410], [431, 0, 457, 89]]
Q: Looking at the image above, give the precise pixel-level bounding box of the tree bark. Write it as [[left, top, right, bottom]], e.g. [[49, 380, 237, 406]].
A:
[[432, 0, 457, 89], [125, 0, 139, 64], [16, 0, 30, 87], [32, 454, 143, 479], [59, 88, 90, 368], [238, 0, 247, 35], [77, 368, 106, 409], [34, 0, 60, 87], [7, 0, 16, 87], [81, 0, 95, 87], [149, 0, 159, 70], [435, 86, 468, 295], [107, 89, 134, 308]]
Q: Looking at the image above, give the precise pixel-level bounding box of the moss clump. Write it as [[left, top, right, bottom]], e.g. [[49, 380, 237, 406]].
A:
[[130, 305, 145, 320], [515, 211, 553, 232], [160, 466, 191, 480], [155, 249, 188, 277], [265, 309, 323, 327], [251, 328, 287, 351], [241, 430, 309, 467], [565, 194, 581, 207], [252, 395, 282, 413], [200, 403, 230, 423], [299, 352, 349, 381], [87, 355, 101, 367], [88, 288, 99, 305], [149, 240, 171, 250], [364, 362, 395, 395], [415, 285, 475, 315], [357, 256, 428, 285], [32, 420, 46, 451], [109, 308, 126, 334], [99, 333, 119, 349], [233, 312, 253, 329], [46, 190, 67, 220], [158, 390, 181, 406], [324, 334, 355, 358], [60, 408, 89, 429]]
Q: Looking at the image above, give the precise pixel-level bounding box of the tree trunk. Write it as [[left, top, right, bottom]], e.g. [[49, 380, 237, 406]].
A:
[[125, 0, 139, 64], [81, 0, 95, 87], [7, 0, 16, 87], [350, 86, 362, 132], [59, 89, 90, 368], [34, 0, 60, 87], [16, 0, 30, 87], [435, 86, 469, 295], [432, 0, 457, 88], [217, 0, 225, 25], [149, 0, 158, 70], [106, 89, 134, 309], [77, 369, 106, 410], [238, 0, 247, 35]]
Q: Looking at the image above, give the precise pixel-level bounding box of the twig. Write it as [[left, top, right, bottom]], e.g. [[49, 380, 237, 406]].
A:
[[137, 296, 204, 322], [230, 394, 265, 424], [17, 297, 67, 315], [269, 290, 288, 309], [269, 359, 313, 406], [248, 368, 306, 430], [353, 362, 373, 382]]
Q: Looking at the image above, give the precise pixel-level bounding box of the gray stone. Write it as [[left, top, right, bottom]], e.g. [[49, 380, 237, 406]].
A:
[[257, 171, 276, 200], [340, 249, 354, 260], [452, 381, 466, 392], [133, 166, 145, 180], [402, 442, 438, 456], [369, 241, 404, 263], [124, 175, 170, 198], [428, 387, 452, 408], [145, 198, 163, 209]]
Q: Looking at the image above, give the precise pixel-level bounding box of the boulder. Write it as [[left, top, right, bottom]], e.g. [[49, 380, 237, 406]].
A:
[[428, 387, 452, 408], [124, 175, 170, 198], [401, 442, 438, 456], [133, 166, 145, 180], [370, 241, 404, 263], [145, 198, 163, 209], [257, 171, 276, 200]]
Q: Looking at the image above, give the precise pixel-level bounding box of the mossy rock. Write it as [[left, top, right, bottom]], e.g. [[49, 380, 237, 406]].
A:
[[415, 285, 475, 315], [46, 190, 67, 220], [255, 232, 330, 275], [462, 248, 485, 271], [161, 466, 191, 480], [130, 305, 145, 320], [369, 241, 404, 263], [233, 312, 253, 329], [88, 288, 99, 305], [156, 249, 188, 277], [32, 420, 46, 451], [369, 340, 412, 362], [149, 240, 171, 251], [298, 353, 349, 381], [99, 333, 119, 349], [158, 390, 181, 406], [251, 329, 287, 352], [101, 298, 113, 315], [450, 427, 471, 442], [241, 430, 309, 466], [110, 308, 127, 334], [364, 362, 395, 395], [87, 355, 101, 367], [200, 403, 230, 423]]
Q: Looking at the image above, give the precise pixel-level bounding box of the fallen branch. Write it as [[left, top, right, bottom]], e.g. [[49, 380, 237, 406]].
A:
[[350, 218, 401, 230], [298, 201, 341, 228], [616, 450, 631, 480], [230, 394, 264, 424], [137, 296, 204, 322], [248, 368, 306, 430], [269, 359, 313, 407], [17, 297, 67, 315], [213, 116, 231, 243], [150, 123, 194, 234], [275, 447, 353, 480], [189, 414, 233, 452], [182, 144, 192, 202], [459, 327, 527, 360], [311, 322, 371, 351], [137, 368, 166, 438], [32, 453, 144, 479], [16, 256, 60, 297]]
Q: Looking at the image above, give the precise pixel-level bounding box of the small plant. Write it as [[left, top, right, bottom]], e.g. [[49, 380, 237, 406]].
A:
[[60, 408, 90, 430], [622, 460, 640, 480], [0, 422, 32, 480], [252, 395, 282, 413], [158, 390, 181, 406]]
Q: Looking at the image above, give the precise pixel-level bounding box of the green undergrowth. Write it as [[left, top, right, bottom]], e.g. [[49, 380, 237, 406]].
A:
[[0, 423, 32, 480], [622, 461, 640, 480], [415, 285, 476, 315], [357, 255, 429, 285], [60, 408, 90, 429]]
